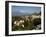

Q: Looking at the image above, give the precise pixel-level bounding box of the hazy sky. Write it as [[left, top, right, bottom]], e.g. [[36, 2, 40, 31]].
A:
[[12, 6, 41, 16]]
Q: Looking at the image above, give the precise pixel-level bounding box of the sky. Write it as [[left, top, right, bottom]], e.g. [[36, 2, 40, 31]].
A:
[[12, 6, 41, 16]]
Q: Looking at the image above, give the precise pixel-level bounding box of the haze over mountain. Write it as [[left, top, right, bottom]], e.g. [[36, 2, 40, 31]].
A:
[[12, 6, 41, 16]]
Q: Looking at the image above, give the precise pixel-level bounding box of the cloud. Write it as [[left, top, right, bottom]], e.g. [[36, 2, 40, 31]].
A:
[[19, 10, 25, 13]]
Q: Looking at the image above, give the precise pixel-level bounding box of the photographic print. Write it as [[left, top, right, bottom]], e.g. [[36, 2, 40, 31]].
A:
[[12, 6, 41, 31], [5, 1, 45, 36]]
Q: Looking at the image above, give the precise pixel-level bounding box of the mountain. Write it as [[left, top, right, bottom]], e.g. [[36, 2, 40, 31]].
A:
[[12, 11, 32, 16]]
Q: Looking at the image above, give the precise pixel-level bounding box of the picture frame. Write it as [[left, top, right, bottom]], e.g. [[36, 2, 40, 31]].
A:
[[5, 1, 45, 36]]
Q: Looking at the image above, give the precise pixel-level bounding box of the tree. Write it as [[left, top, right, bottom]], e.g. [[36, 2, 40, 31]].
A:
[[32, 18, 41, 26]]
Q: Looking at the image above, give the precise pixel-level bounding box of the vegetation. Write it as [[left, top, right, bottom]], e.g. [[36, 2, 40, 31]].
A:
[[12, 12, 41, 31]]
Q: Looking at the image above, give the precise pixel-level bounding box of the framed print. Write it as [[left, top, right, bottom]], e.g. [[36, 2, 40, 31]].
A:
[[5, 1, 45, 36]]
